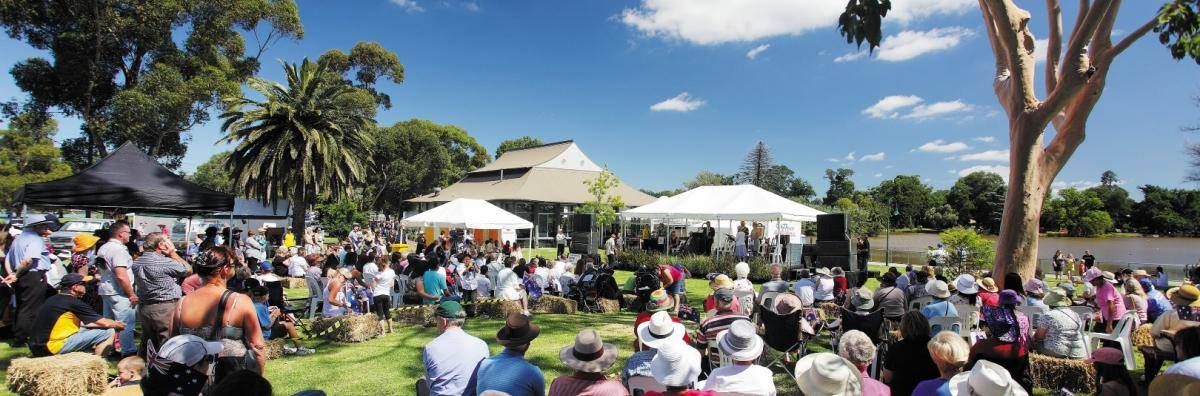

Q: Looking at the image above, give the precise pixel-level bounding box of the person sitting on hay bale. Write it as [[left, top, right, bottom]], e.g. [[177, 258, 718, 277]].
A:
[[250, 287, 313, 356], [417, 301, 489, 396], [29, 273, 127, 357]]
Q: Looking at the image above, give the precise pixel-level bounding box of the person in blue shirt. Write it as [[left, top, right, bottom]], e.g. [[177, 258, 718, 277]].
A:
[[470, 313, 545, 396], [6, 214, 62, 347], [912, 331, 970, 396], [249, 287, 313, 355], [418, 261, 448, 305], [920, 280, 959, 336]]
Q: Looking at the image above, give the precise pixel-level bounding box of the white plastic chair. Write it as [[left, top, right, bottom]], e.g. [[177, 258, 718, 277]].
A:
[[910, 296, 933, 311], [929, 316, 963, 336], [627, 375, 665, 396], [305, 276, 324, 318], [954, 303, 980, 345], [733, 289, 756, 317], [707, 339, 732, 372], [1015, 305, 1049, 337], [1068, 306, 1097, 345], [1087, 311, 1138, 371]]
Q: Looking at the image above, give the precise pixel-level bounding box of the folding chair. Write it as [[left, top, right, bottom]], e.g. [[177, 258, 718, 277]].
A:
[[1088, 311, 1138, 371], [305, 276, 325, 319], [627, 375, 665, 396], [759, 305, 806, 377]]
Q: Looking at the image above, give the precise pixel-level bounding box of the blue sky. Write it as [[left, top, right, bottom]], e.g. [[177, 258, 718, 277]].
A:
[[1, 0, 1197, 198]]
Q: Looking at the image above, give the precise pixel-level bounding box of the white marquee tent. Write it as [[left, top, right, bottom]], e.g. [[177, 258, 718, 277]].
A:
[[620, 184, 825, 222], [401, 198, 533, 230]]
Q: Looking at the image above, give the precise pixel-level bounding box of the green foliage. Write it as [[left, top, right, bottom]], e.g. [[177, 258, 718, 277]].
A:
[[494, 136, 543, 159], [0, 115, 72, 207], [315, 200, 368, 238], [1133, 185, 1200, 235], [925, 204, 958, 231], [760, 165, 816, 201], [365, 119, 479, 212], [1156, 1, 1200, 63], [838, 0, 891, 53], [614, 251, 772, 282], [938, 227, 995, 279], [736, 141, 773, 187], [1043, 188, 1112, 236], [1084, 184, 1135, 230], [579, 168, 625, 228], [0, 0, 303, 167], [1076, 211, 1114, 237], [823, 168, 856, 206], [317, 41, 405, 109], [871, 175, 934, 229], [683, 171, 733, 190], [816, 194, 886, 238], [219, 58, 373, 242], [947, 172, 1006, 233], [188, 151, 235, 194]]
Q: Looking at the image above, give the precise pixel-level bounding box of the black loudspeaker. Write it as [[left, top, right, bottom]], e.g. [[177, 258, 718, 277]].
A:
[[816, 254, 854, 271], [817, 213, 850, 241], [801, 244, 818, 265], [817, 240, 853, 256]]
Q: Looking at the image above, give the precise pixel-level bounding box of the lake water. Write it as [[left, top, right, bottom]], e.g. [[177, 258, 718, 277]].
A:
[[866, 233, 1200, 279]]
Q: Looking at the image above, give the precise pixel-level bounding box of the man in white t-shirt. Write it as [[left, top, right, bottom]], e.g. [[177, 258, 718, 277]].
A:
[[96, 221, 137, 357], [286, 252, 308, 278]]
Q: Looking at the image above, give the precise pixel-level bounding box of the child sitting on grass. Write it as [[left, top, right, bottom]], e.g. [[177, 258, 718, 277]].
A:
[[251, 287, 315, 355], [109, 355, 144, 388]]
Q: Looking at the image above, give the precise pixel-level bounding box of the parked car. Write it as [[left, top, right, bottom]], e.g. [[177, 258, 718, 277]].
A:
[[49, 218, 113, 257]]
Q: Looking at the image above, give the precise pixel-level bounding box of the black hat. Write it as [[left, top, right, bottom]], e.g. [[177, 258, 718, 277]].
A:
[[59, 273, 91, 288], [496, 313, 540, 346]]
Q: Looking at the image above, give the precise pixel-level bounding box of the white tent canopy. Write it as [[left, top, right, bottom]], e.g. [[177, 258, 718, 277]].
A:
[[620, 184, 825, 222], [401, 198, 533, 229]]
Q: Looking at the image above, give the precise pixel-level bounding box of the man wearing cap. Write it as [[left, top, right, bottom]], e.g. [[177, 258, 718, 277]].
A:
[[921, 280, 959, 335], [132, 232, 192, 353], [4, 214, 61, 347], [96, 220, 137, 357], [1086, 267, 1127, 332], [29, 273, 126, 356], [419, 301, 489, 396], [702, 320, 776, 395], [548, 329, 626, 395], [470, 313, 545, 396], [695, 288, 750, 346]]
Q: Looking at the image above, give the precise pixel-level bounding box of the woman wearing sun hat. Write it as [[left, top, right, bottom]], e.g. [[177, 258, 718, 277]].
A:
[[1086, 267, 1128, 333], [71, 233, 100, 275], [549, 328, 626, 396], [949, 273, 980, 307], [633, 289, 692, 349], [945, 360, 1029, 396], [977, 276, 1000, 307], [968, 290, 1033, 392], [793, 352, 862, 396], [623, 311, 687, 388], [702, 320, 775, 395], [1032, 288, 1088, 359], [645, 339, 708, 396]]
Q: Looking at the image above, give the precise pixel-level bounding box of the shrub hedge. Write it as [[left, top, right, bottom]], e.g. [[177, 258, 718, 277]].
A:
[[615, 250, 773, 283]]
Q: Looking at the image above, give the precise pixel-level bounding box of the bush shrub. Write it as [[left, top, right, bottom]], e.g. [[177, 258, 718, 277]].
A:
[[614, 250, 773, 282]]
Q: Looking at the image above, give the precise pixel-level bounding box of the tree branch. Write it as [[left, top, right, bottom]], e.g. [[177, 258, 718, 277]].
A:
[[1108, 15, 1157, 58], [984, 1, 1038, 113], [1045, 0, 1064, 93], [977, 1, 1017, 117], [1036, 0, 1115, 128]]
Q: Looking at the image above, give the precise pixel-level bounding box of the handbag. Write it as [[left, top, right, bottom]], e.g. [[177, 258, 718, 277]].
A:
[[210, 290, 259, 382]]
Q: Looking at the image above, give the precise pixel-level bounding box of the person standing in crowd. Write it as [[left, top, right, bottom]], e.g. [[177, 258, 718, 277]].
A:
[[658, 263, 684, 315], [172, 246, 266, 380], [370, 258, 396, 334], [604, 233, 618, 266], [555, 227, 567, 258], [71, 233, 98, 275], [702, 320, 776, 395], [1033, 288, 1088, 359], [1086, 267, 1128, 332], [4, 214, 61, 348], [1052, 250, 1065, 280], [1082, 250, 1096, 270], [419, 301, 489, 396], [28, 273, 125, 356], [244, 229, 267, 267], [131, 232, 191, 353], [882, 311, 940, 396], [96, 220, 137, 358], [1065, 253, 1077, 280], [912, 331, 970, 396], [856, 236, 870, 271], [549, 329, 626, 396], [472, 313, 545, 396], [838, 329, 889, 396], [417, 260, 448, 305]]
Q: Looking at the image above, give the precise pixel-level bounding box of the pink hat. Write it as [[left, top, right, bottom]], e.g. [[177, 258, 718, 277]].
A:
[[1083, 267, 1103, 282], [1087, 347, 1124, 365]]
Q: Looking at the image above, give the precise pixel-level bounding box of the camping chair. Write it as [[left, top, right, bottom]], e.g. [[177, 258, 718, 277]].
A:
[[1088, 311, 1138, 371], [930, 316, 963, 336], [627, 375, 666, 396], [305, 276, 324, 319], [909, 296, 934, 311], [759, 304, 806, 377], [1015, 305, 1049, 337]]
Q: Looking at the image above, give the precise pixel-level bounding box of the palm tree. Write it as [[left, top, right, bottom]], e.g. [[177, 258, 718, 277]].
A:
[[219, 58, 373, 243]]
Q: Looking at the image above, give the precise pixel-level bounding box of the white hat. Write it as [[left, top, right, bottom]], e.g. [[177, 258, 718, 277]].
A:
[[717, 320, 764, 362], [948, 360, 1029, 396], [955, 274, 979, 294], [815, 267, 832, 276], [794, 352, 862, 396], [636, 311, 686, 349], [650, 340, 701, 387], [927, 280, 951, 299]]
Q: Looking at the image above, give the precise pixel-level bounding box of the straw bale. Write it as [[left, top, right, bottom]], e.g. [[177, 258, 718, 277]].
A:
[[598, 298, 621, 313], [263, 338, 287, 360], [7, 352, 108, 396], [285, 277, 307, 289], [310, 313, 381, 343], [818, 302, 842, 320], [475, 299, 524, 319], [531, 295, 577, 314], [1029, 353, 1095, 393], [393, 304, 437, 325], [1133, 323, 1153, 348]]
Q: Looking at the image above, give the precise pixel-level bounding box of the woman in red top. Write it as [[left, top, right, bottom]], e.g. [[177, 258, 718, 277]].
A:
[[832, 267, 848, 303]]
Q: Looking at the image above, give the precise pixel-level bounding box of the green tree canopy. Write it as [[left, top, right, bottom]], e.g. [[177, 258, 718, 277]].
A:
[[871, 175, 934, 229], [1133, 185, 1200, 235], [364, 119, 477, 213], [188, 151, 235, 194], [317, 41, 405, 110], [1042, 188, 1112, 236], [580, 167, 625, 230], [0, 0, 303, 168], [0, 115, 71, 207], [683, 171, 733, 190], [822, 168, 856, 206], [494, 136, 543, 159], [947, 172, 1006, 233]]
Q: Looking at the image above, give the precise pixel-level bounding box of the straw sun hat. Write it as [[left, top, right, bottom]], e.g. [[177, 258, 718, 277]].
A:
[[559, 329, 617, 373]]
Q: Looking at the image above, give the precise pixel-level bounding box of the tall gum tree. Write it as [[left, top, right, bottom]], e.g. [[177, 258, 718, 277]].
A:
[[839, 0, 1200, 286]]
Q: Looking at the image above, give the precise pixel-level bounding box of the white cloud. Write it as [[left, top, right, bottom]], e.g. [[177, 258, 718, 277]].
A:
[[390, 0, 424, 13], [874, 173, 883, 178], [827, 158, 841, 163], [1052, 180, 1103, 194], [618, 0, 972, 45], [917, 139, 970, 153], [463, 2, 481, 12], [844, 151, 856, 161], [650, 92, 706, 112], [959, 165, 1009, 180], [958, 149, 1009, 162], [947, 169, 958, 174], [884, 165, 894, 169], [974, 136, 996, 143], [860, 152, 886, 161], [863, 95, 924, 119], [902, 100, 972, 120], [834, 52, 866, 63], [746, 44, 770, 59], [1033, 38, 1049, 64], [834, 27, 973, 62]]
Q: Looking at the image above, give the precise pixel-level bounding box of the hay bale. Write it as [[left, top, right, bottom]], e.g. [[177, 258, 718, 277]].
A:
[[1030, 353, 1095, 393], [1133, 323, 1153, 348], [475, 299, 525, 319], [285, 277, 307, 289], [393, 304, 436, 325], [531, 295, 577, 314], [7, 352, 108, 396], [598, 298, 621, 313], [310, 313, 381, 343], [818, 302, 842, 320], [263, 339, 287, 360]]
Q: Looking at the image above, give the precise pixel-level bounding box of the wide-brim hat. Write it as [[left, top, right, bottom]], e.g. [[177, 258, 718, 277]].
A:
[[850, 288, 874, 310], [1170, 285, 1200, 307], [637, 311, 686, 349], [815, 267, 831, 276], [717, 320, 764, 361], [1149, 374, 1200, 396], [496, 313, 540, 346], [1044, 289, 1071, 307], [650, 340, 701, 387], [23, 214, 61, 231], [794, 353, 862, 396], [955, 274, 979, 294], [646, 289, 674, 312], [1083, 267, 1103, 282], [977, 277, 999, 293], [73, 233, 100, 253], [1101, 271, 1118, 284], [709, 274, 734, 290], [927, 280, 951, 299], [948, 359, 1028, 396], [1133, 269, 1150, 277], [559, 328, 618, 373]]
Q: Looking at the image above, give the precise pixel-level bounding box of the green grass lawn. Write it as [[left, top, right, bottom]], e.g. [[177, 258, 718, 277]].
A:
[[0, 264, 1134, 395]]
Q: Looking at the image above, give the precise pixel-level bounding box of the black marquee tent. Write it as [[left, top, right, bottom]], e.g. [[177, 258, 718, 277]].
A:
[[13, 142, 234, 215]]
